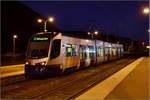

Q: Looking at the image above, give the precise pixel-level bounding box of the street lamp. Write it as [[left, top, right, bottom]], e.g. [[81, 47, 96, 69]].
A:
[[48, 17, 54, 22], [94, 31, 98, 35], [37, 19, 42, 23], [13, 34, 18, 57], [37, 17, 54, 32], [88, 30, 98, 39], [143, 7, 149, 15], [148, 29, 150, 33], [88, 32, 90, 35]]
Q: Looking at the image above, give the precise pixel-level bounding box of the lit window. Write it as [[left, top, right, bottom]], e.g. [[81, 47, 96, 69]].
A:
[[66, 44, 77, 56]]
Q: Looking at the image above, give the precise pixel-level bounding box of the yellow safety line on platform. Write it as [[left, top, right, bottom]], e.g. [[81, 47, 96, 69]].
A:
[[0, 64, 24, 68], [0, 64, 24, 78], [75, 57, 144, 100]]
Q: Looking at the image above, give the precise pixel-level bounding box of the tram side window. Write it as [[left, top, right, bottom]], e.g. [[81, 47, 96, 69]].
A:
[[50, 39, 61, 59], [83, 46, 88, 59], [100, 47, 104, 57], [109, 48, 112, 55], [80, 46, 83, 60], [97, 46, 100, 57], [89, 46, 94, 59], [105, 48, 108, 55], [66, 46, 72, 56], [66, 44, 77, 57], [97, 46, 103, 57], [72, 45, 77, 56], [116, 48, 119, 56], [121, 47, 124, 52], [112, 48, 116, 56], [118, 48, 121, 55]]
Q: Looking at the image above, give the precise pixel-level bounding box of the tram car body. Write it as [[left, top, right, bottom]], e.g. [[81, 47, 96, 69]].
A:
[[25, 31, 124, 77]]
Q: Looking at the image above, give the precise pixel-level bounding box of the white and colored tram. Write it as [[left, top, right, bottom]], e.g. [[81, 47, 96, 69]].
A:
[[25, 32, 124, 77]]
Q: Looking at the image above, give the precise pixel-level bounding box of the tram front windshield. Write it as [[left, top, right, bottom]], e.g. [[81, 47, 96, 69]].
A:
[[27, 35, 50, 59]]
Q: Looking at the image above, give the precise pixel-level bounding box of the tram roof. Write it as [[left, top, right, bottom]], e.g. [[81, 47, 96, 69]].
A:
[[35, 31, 123, 45], [36, 31, 93, 40], [61, 31, 92, 40]]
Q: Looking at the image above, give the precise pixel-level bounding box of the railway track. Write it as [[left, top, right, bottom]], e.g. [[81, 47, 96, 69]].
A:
[[1, 57, 138, 100], [35, 57, 137, 99]]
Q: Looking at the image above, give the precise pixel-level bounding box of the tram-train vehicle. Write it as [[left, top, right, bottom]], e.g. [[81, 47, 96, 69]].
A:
[[25, 31, 124, 77]]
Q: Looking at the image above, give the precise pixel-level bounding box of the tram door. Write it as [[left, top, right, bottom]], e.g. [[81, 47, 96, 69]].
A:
[[89, 46, 96, 65], [79, 45, 90, 67], [63, 44, 78, 69], [97, 46, 104, 63]]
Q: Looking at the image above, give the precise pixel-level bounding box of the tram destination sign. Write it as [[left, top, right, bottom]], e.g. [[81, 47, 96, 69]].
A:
[[33, 37, 49, 41]]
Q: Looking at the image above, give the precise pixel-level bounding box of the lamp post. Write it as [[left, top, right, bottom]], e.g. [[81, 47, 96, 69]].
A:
[[13, 34, 17, 57], [37, 17, 54, 32]]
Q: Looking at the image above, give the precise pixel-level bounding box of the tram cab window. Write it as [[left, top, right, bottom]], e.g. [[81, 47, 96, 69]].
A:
[[28, 41, 50, 59], [50, 39, 61, 59]]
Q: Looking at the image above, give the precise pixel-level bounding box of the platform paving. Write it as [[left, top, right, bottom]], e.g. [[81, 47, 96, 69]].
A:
[[76, 57, 149, 100]]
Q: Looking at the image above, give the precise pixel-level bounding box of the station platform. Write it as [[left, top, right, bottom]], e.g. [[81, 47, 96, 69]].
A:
[[76, 57, 149, 100]]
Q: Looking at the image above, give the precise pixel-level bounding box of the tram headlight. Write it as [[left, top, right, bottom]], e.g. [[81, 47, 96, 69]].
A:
[[25, 61, 29, 65], [41, 62, 46, 66], [36, 61, 46, 66]]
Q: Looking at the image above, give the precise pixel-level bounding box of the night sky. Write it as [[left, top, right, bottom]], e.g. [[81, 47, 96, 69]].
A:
[[22, 1, 149, 42]]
